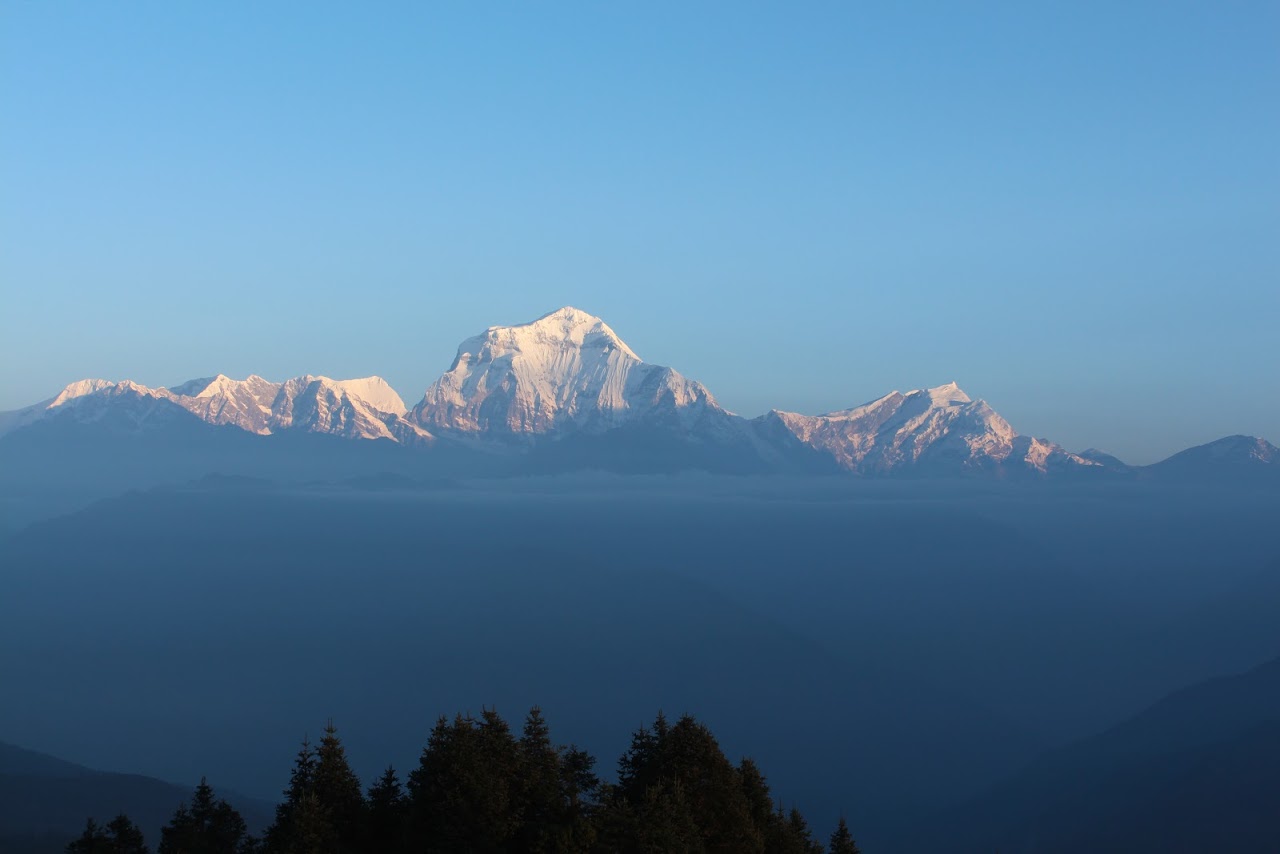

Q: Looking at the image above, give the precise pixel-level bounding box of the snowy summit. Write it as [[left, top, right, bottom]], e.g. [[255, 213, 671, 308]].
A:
[[410, 307, 724, 436]]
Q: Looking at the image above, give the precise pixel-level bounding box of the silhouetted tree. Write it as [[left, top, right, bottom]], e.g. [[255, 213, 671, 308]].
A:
[[69, 706, 853, 854], [68, 815, 149, 853], [740, 758, 818, 851], [312, 721, 365, 853], [750, 803, 820, 854], [738, 758, 775, 838], [786, 806, 823, 854], [601, 712, 783, 852], [264, 736, 331, 853], [510, 706, 600, 852], [158, 778, 254, 854], [104, 815, 149, 854], [634, 778, 705, 853], [616, 715, 661, 801], [67, 818, 110, 853], [515, 706, 563, 852], [558, 744, 600, 850], [365, 767, 406, 854], [829, 816, 861, 854], [655, 715, 761, 851], [406, 708, 521, 849]]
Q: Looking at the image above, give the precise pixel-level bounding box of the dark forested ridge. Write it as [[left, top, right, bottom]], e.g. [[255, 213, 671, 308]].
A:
[[56, 708, 860, 854]]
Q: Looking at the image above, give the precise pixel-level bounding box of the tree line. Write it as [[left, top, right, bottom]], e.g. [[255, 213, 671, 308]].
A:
[[68, 707, 861, 853]]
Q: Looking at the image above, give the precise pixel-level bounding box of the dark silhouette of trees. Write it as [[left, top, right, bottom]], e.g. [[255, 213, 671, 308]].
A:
[[67, 819, 111, 854], [365, 766, 407, 853], [596, 711, 828, 853], [67, 707, 857, 853], [311, 722, 366, 853], [405, 708, 523, 849], [263, 727, 365, 854], [66, 815, 148, 853], [157, 778, 255, 854], [508, 706, 600, 852], [829, 816, 862, 854]]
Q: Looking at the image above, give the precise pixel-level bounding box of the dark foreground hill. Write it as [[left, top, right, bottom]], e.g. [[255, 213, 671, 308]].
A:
[[0, 741, 272, 854]]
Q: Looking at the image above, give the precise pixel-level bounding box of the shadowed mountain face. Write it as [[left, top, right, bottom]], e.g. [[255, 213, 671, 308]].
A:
[[0, 741, 272, 854], [923, 655, 1280, 853]]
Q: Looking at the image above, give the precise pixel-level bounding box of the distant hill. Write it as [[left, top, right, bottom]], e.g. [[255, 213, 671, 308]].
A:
[[1146, 434, 1279, 482], [0, 741, 272, 854], [926, 655, 1280, 853]]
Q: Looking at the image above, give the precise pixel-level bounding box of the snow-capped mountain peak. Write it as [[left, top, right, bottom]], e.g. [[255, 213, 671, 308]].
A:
[[918, 381, 971, 406], [490, 306, 642, 360], [49, 378, 120, 408], [267, 375, 426, 442], [329, 376, 408, 416], [763, 382, 1092, 474], [1, 373, 427, 444]]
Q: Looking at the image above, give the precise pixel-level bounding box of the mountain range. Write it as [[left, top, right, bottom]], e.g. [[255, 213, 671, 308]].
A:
[[1, 306, 1274, 479]]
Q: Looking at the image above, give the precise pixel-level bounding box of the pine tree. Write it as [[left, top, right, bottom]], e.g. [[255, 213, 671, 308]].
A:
[[264, 736, 327, 853], [828, 816, 861, 854], [158, 777, 253, 854], [312, 721, 366, 853], [738, 758, 776, 837], [623, 778, 704, 853], [558, 744, 600, 851], [406, 708, 521, 850], [515, 706, 563, 852], [601, 712, 764, 852], [512, 706, 599, 853], [105, 815, 149, 854], [66, 818, 110, 853], [787, 806, 824, 854], [280, 791, 329, 854], [365, 767, 406, 854], [656, 715, 762, 852], [616, 720, 660, 800]]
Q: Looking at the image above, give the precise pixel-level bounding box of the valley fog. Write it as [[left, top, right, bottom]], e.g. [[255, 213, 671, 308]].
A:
[[3, 475, 1277, 850]]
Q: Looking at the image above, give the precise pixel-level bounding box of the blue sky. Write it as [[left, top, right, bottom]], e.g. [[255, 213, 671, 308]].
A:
[[2, 2, 1276, 463]]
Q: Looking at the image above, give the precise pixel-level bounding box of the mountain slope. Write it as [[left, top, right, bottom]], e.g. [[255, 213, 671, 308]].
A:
[[410, 306, 730, 438], [1146, 435, 1279, 481], [0, 374, 430, 444], [757, 382, 1100, 476], [928, 655, 1280, 853]]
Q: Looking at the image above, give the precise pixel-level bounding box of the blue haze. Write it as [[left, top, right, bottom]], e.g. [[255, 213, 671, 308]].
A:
[[1, 2, 1277, 463]]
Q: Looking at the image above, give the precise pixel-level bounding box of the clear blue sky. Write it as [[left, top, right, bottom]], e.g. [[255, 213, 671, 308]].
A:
[[2, 2, 1276, 463]]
